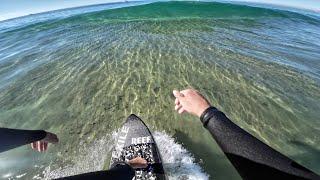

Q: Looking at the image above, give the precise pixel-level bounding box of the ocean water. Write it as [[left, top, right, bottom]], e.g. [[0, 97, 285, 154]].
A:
[[0, 1, 320, 179]]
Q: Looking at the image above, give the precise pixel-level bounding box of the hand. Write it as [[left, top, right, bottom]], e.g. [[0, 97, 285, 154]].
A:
[[31, 132, 59, 152], [173, 89, 211, 117], [127, 157, 148, 169]]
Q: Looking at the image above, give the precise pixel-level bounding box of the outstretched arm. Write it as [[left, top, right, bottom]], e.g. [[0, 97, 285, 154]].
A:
[[173, 89, 319, 180], [0, 128, 58, 153]]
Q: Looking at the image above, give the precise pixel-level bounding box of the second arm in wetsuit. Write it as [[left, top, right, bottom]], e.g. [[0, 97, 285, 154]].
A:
[[173, 89, 319, 180]]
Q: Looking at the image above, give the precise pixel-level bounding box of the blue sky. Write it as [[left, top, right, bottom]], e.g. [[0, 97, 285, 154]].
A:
[[0, 0, 319, 21]]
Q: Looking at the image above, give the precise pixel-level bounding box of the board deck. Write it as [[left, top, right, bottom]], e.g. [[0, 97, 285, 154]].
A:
[[109, 114, 166, 180]]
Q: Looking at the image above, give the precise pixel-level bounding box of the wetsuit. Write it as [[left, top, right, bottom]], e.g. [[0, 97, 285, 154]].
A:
[[200, 107, 320, 180], [62, 107, 320, 180], [58, 163, 135, 180], [0, 128, 134, 180], [0, 128, 47, 153], [2, 111, 319, 180]]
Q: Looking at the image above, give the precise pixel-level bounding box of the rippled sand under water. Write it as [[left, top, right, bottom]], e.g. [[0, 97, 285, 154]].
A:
[[0, 1, 320, 179]]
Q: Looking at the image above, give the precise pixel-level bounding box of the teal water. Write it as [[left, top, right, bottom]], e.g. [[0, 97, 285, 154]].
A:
[[0, 1, 320, 179]]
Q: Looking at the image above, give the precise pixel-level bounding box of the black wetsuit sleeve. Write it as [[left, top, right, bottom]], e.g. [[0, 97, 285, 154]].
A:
[[201, 107, 320, 180], [57, 163, 135, 180], [0, 128, 47, 153]]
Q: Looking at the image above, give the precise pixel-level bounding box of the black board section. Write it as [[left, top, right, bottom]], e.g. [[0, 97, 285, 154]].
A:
[[110, 114, 167, 180]]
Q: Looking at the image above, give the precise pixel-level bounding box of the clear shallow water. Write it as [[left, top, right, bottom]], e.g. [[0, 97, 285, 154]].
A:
[[0, 1, 320, 179]]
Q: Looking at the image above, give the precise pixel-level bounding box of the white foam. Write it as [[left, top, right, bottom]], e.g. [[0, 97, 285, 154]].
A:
[[154, 131, 209, 180], [41, 131, 209, 180], [15, 173, 27, 179], [42, 134, 115, 179]]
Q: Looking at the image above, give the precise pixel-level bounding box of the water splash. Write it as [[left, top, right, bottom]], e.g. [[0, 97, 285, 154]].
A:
[[41, 134, 114, 179], [41, 131, 208, 180], [154, 132, 209, 180]]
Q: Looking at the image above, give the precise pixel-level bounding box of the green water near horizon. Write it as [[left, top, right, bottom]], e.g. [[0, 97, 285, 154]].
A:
[[0, 1, 320, 179]]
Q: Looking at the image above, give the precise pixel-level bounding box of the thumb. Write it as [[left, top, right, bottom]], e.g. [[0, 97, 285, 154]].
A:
[[173, 90, 184, 99]]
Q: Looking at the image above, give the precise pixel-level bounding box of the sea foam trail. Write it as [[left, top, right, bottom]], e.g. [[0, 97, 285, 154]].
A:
[[154, 132, 209, 180], [41, 131, 208, 180]]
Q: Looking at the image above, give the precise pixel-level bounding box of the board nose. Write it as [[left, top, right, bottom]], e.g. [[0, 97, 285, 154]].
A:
[[127, 114, 139, 122]]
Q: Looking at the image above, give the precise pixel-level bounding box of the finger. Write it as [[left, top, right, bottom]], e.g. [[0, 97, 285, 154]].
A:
[[40, 142, 45, 152], [37, 141, 41, 152], [175, 98, 180, 105], [41, 142, 46, 152], [43, 142, 48, 151], [31, 142, 36, 150], [175, 104, 182, 111], [173, 90, 184, 99], [178, 107, 185, 114]]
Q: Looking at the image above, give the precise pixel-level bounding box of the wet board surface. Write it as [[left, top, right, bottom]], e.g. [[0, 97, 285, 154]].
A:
[[109, 114, 167, 180]]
